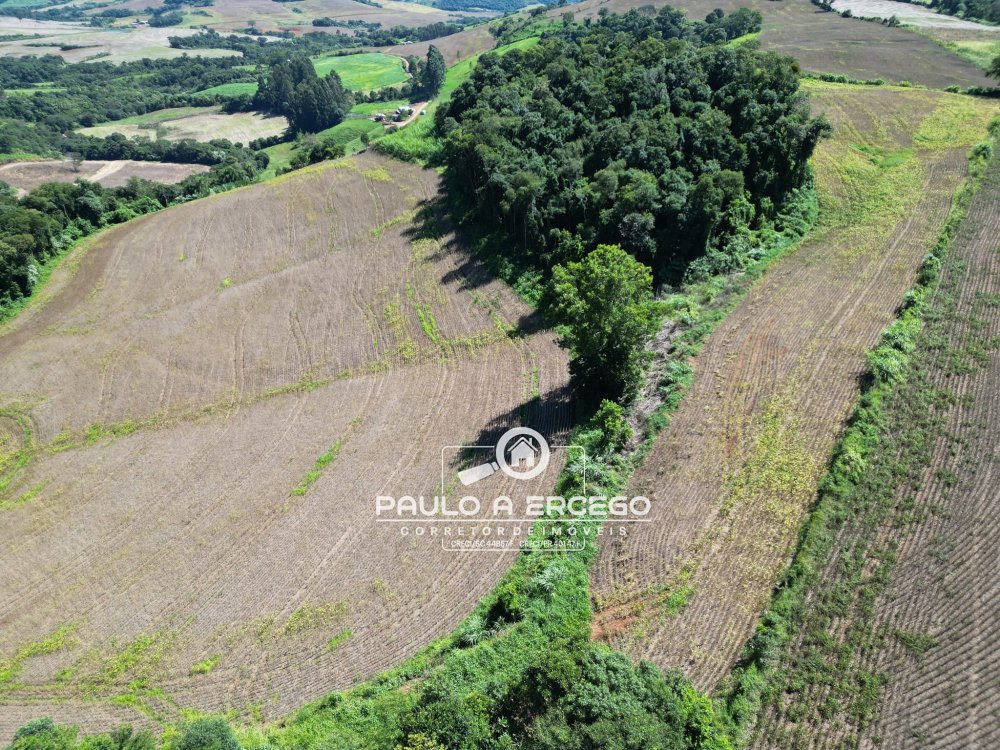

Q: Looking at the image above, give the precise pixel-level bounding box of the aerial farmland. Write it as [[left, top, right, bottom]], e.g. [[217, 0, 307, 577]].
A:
[[0, 0, 998, 748]]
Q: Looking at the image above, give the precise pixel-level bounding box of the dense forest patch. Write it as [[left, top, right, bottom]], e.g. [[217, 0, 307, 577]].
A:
[[437, 7, 828, 399]]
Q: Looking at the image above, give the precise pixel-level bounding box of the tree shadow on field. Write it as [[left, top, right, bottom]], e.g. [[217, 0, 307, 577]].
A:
[[449, 381, 575, 472], [403, 194, 551, 341], [403, 195, 576, 453]]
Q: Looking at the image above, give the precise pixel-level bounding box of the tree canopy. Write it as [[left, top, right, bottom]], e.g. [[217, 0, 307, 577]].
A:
[[437, 8, 828, 402], [438, 8, 827, 283], [551, 244, 661, 402], [422, 45, 447, 97], [931, 0, 1000, 24], [252, 56, 351, 134]]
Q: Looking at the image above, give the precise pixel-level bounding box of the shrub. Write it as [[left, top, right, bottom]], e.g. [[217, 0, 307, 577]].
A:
[[176, 719, 240, 750], [7, 718, 76, 750], [592, 400, 633, 452]]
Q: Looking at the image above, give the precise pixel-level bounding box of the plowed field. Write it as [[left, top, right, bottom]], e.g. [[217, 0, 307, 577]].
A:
[[590, 85, 998, 690], [747, 151, 1000, 750], [0, 153, 570, 738]]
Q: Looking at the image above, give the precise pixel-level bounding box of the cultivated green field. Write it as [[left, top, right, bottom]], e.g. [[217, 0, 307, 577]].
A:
[[312, 52, 410, 90], [194, 81, 259, 97], [260, 110, 387, 178]]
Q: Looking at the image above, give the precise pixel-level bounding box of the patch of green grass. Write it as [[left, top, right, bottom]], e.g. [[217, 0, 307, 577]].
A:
[[285, 601, 348, 635], [261, 117, 384, 178], [311, 52, 408, 91], [189, 654, 221, 676], [373, 38, 534, 164], [413, 299, 441, 345], [725, 31, 759, 48], [0, 624, 77, 691], [195, 81, 258, 97], [289, 416, 359, 497], [363, 165, 391, 182], [326, 629, 353, 653], [0, 414, 35, 505], [349, 99, 408, 116], [290, 440, 344, 496], [661, 583, 697, 616], [894, 629, 938, 658], [917, 30, 1000, 72]]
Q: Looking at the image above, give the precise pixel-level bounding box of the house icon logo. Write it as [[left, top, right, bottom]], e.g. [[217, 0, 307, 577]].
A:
[[507, 436, 540, 469], [457, 427, 551, 485]]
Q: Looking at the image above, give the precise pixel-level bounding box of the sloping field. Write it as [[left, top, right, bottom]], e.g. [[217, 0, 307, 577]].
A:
[[830, 0, 1000, 30], [0, 153, 571, 738], [312, 52, 409, 91], [555, 0, 993, 88], [590, 85, 998, 690], [379, 25, 497, 66], [78, 107, 288, 145], [747, 152, 1000, 750], [868, 153, 1000, 750], [0, 159, 208, 195]]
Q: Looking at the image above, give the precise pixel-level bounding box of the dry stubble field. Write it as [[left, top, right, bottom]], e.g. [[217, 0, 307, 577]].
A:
[[557, 0, 993, 88], [379, 25, 498, 66], [78, 108, 289, 147], [863, 152, 1000, 750], [105, 0, 486, 33], [0, 153, 570, 739], [747, 151, 1000, 750], [590, 84, 998, 690], [0, 160, 209, 196], [0, 18, 241, 64]]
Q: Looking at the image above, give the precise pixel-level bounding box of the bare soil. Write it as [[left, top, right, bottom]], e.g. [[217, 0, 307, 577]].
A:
[[380, 25, 498, 66], [0, 153, 570, 739], [0, 160, 209, 196], [589, 87, 998, 690]]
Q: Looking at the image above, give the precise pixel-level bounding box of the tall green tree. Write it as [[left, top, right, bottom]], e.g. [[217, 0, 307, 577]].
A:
[[422, 45, 446, 97], [253, 56, 350, 133], [550, 244, 660, 403]]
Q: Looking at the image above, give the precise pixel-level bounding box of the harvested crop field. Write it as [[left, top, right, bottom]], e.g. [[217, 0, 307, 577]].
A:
[[110, 0, 487, 33], [380, 25, 497, 66], [0, 18, 240, 63], [0, 153, 571, 738], [78, 107, 288, 146], [829, 0, 1000, 30], [747, 152, 1000, 750], [558, 0, 993, 88], [589, 84, 998, 690], [867, 155, 1000, 750], [0, 159, 209, 195]]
